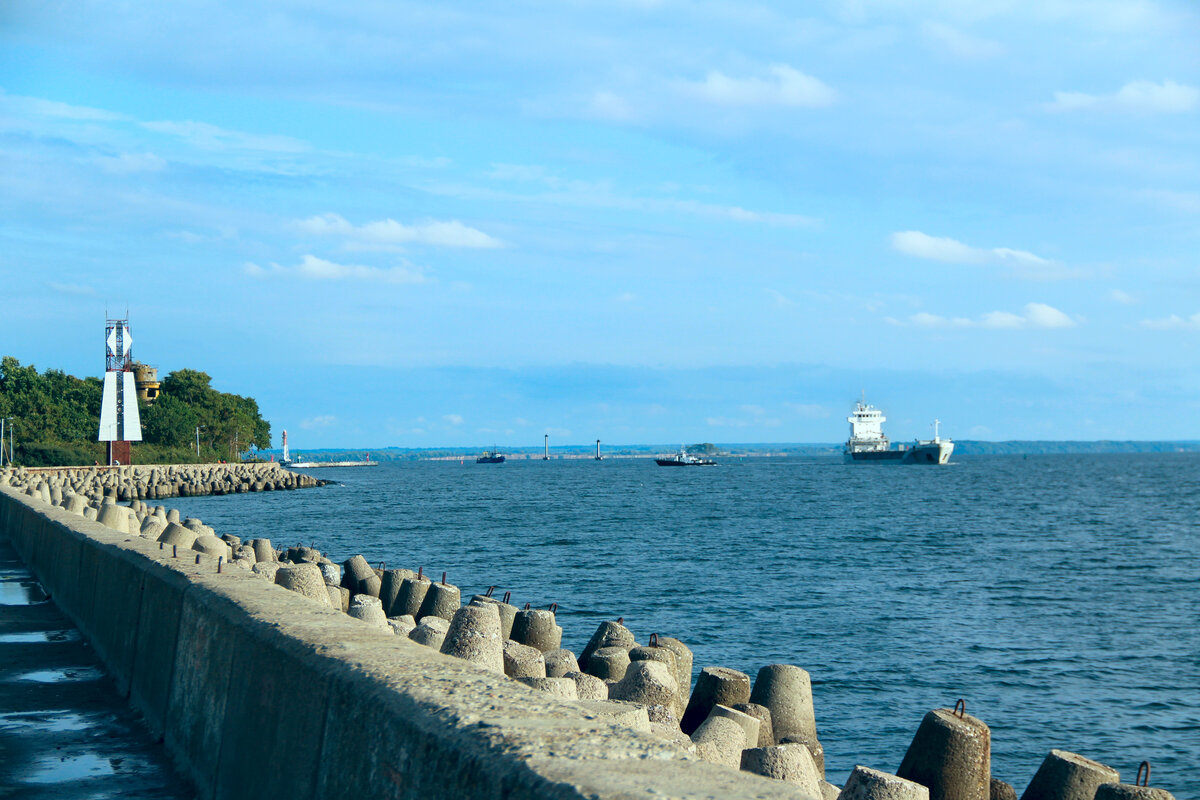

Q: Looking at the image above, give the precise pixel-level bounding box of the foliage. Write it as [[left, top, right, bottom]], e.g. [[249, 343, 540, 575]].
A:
[[0, 356, 271, 466]]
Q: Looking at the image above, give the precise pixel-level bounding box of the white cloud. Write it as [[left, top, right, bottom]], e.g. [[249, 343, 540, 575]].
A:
[[442, 414, 464, 425], [1109, 289, 1139, 305], [908, 303, 1077, 329], [921, 22, 1004, 59], [299, 415, 337, 429], [48, 282, 99, 297], [588, 91, 636, 121], [679, 65, 836, 108], [142, 120, 310, 152], [1141, 312, 1200, 330], [0, 90, 125, 121], [93, 152, 167, 174], [891, 231, 986, 264], [244, 255, 431, 285], [889, 231, 1075, 278], [296, 213, 502, 250], [784, 403, 830, 418], [1047, 80, 1200, 114]]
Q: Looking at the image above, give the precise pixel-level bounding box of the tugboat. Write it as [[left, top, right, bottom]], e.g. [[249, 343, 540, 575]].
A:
[[844, 399, 953, 464], [476, 448, 505, 464], [655, 445, 716, 467]]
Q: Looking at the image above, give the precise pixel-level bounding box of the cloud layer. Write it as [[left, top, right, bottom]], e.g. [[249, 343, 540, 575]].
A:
[[906, 303, 1077, 329], [295, 213, 502, 250], [1048, 80, 1199, 113], [244, 255, 430, 284]]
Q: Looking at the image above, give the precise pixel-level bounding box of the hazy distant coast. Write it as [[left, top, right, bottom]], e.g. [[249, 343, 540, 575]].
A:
[[269, 440, 1200, 463]]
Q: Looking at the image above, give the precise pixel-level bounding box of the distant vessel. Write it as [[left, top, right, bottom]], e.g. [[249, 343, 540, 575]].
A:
[[477, 449, 506, 464], [844, 401, 953, 464], [655, 445, 716, 467]]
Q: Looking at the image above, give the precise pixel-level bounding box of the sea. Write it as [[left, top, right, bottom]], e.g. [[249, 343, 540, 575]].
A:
[[170, 453, 1199, 797]]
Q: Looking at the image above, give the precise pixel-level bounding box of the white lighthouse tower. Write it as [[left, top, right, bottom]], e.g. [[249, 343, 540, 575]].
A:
[[98, 317, 142, 465]]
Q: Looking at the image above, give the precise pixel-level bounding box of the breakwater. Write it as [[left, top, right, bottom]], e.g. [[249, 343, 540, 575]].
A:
[[0, 467, 1179, 800], [14, 462, 325, 500]]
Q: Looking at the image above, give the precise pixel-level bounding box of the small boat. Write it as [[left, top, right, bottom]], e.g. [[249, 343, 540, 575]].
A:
[[476, 449, 505, 464], [655, 446, 716, 467]]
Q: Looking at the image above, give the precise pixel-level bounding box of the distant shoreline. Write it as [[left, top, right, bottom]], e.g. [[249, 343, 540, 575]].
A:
[[265, 440, 1200, 462]]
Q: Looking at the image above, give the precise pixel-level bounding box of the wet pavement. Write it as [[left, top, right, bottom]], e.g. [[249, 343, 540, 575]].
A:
[[0, 537, 193, 799]]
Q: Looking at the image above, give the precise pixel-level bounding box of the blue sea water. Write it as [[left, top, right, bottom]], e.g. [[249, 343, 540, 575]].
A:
[[171, 453, 1200, 797]]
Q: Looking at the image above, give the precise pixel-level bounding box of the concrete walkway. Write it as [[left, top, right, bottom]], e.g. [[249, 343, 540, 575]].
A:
[[0, 538, 192, 799]]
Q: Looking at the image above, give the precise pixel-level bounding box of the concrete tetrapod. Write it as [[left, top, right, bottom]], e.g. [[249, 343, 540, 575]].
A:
[[394, 575, 431, 618], [1021, 750, 1119, 800], [750, 664, 820, 756], [579, 619, 636, 671], [502, 640, 547, 679], [705, 704, 760, 753], [191, 534, 233, 560], [157, 522, 199, 549], [341, 555, 380, 597], [896, 707, 991, 800], [629, 643, 682, 715], [680, 666, 752, 736], [251, 538, 274, 563], [563, 671, 608, 700], [732, 702, 776, 747], [586, 646, 632, 681], [97, 503, 132, 533], [407, 616, 450, 649], [511, 608, 563, 653], [387, 615, 416, 637], [347, 595, 390, 630], [416, 580, 461, 622], [690, 715, 748, 769], [440, 603, 504, 673], [275, 563, 332, 607], [379, 568, 414, 616], [741, 743, 822, 796], [1094, 785, 1174, 800], [839, 766, 930, 800], [992, 780, 1017, 800], [609, 660, 678, 709], [469, 595, 518, 640], [543, 648, 580, 678]]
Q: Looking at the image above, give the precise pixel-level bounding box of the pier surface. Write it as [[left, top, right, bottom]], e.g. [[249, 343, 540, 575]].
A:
[[0, 537, 191, 798]]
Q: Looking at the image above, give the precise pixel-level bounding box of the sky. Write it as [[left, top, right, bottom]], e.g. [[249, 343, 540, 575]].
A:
[[1, 0, 1198, 448]]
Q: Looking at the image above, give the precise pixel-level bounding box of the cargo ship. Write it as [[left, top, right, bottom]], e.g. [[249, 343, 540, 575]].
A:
[[655, 445, 716, 467], [844, 400, 953, 464]]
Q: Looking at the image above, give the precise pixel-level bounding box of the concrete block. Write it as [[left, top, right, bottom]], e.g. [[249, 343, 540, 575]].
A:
[[1021, 750, 1119, 800], [839, 766, 930, 800], [897, 707, 991, 800]]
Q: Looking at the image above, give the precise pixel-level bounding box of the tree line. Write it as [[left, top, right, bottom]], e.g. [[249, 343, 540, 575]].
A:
[[0, 356, 271, 466]]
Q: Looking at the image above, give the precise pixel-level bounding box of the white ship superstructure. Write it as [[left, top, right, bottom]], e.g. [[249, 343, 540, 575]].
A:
[[844, 399, 953, 464]]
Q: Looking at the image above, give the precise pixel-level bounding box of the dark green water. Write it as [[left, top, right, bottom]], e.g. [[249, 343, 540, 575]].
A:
[[172, 453, 1200, 796]]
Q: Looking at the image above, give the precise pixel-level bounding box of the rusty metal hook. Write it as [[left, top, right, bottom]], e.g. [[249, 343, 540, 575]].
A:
[[1137, 761, 1150, 787], [953, 699, 965, 718], [485, 586, 496, 597], [524, 602, 532, 610], [380, 561, 386, 570], [649, 633, 659, 647], [217, 556, 223, 574], [441, 571, 447, 585], [502, 591, 511, 604], [172, 545, 177, 558], [616, 616, 624, 625], [417, 566, 423, 579], [549, 603, 558, 614], [195, 554, 201, 564]]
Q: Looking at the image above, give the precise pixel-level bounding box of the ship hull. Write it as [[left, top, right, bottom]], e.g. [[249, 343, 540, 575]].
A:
[[655, 458, 715, 466], [844, 441, 953, 465]]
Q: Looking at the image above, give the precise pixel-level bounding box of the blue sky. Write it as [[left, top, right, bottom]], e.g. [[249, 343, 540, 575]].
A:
[[2, 1, 1198, 447]]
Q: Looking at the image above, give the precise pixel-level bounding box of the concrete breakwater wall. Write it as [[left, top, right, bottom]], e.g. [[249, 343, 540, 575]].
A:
[[0, 470, 1176, 800], [0, 478, 824, 800], [13, 462, 325, 500]]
